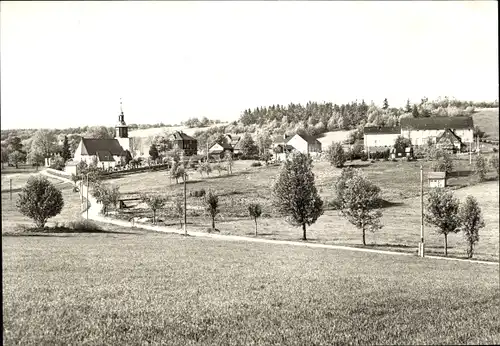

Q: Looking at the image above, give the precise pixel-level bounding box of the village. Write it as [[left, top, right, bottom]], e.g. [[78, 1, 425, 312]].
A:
[[2, 1, 499, 345]]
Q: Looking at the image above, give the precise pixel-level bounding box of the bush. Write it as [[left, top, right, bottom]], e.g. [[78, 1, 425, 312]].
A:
[[16, 176, 64, 228], [489, 154, 499, 177], [326, 142, 346, 168], [190, 188, 206, 198], [360, 153, 368, 161], [493, 147, 498, 153], [49, 156, 65, 171], [474, 154, 488, 181], [251, 162, 262, 167], [65, 219, 102, 232]]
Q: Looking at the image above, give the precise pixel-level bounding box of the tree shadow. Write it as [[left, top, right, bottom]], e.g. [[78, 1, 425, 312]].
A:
[[447, 170, 474, 178], [377, 199, 405, 209], [1, 188, 22, 193], [345, 163, 371, 168]]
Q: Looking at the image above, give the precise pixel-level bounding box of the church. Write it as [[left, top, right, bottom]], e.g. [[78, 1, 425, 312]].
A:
[[72, 102, 132, 170]]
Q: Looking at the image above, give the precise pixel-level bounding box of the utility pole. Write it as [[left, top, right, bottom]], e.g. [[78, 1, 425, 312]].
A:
[[183, 172, 187, 236], [10, 179, 12, 201], [469, 141, 472, 165], [86, 173, 89, 220], [419, 165, 425, 257]]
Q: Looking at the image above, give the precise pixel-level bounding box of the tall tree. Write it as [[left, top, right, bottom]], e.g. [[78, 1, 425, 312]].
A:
[[458, 196, 485, 259], [474, 154, 488, 182], [204, 190, 220, 230], [405, 99, 412, 113], [336, 168, 382, 245], [248, 203, 262, 236], [31, 129, 57, 158], [272, 152, 324, 240], [239, 133, 258, 158], [412, 104, 420, 118], [61, 136, 72, 162], [425, 188, 461, 256]]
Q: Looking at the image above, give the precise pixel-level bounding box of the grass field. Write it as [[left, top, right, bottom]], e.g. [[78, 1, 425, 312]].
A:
[[108, 157, 499, 261], [473, 108, 499, 141], [3, 232, 499, 345], [1, 170, 83, 232]]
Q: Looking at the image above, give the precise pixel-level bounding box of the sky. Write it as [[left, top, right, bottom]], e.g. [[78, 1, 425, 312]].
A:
[[1, 1, 498, 130]]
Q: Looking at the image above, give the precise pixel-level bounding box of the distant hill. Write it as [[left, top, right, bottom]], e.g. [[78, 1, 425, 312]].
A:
[[129, 123, 230, 138]]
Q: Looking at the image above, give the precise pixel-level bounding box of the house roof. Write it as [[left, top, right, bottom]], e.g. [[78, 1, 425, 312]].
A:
[[209, 141, 232, 150], [400, 116, 473, 130], [80, 138, 124, 156], [285, 133, 321, 145], [436, 129, 464, 148], [171, 131, 196, 141], [96, 150, 115, 162], [428, 172, 446, 179], [363, 126, 401, 135]]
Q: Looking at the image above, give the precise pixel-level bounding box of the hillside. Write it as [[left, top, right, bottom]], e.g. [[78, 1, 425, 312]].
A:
[[472, 108, 499, 140], [128, 123, 230, 138]]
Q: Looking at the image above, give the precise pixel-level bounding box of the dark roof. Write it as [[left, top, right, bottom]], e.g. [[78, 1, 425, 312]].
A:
[[364, 126, 401, 134], [286, 133, 321, 145], [171, 131, 196, 141], [96, 151, 115, 162], [81, 138, 124, 156], [400, 116, 473, 130]]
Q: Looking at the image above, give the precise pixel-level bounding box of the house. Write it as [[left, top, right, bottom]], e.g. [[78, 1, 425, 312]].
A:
[[400, 116, 474, 147], [73, 103, 132, 168], [428, 171, 447, 188], [363, 126, 401, 148], [285, 133, 322, 155], [208, 141, 233, 158], [435, 129, 465, 153], [224, 134, 241, 148], [169, 131, 198, 156]]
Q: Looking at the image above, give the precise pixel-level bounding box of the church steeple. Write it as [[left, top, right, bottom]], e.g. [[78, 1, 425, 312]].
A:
[[116, 98, 128, 138]]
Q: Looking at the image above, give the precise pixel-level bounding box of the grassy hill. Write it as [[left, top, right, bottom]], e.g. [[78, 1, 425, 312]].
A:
[[129, 123, 230, 138], [473, 108, 499, 140]]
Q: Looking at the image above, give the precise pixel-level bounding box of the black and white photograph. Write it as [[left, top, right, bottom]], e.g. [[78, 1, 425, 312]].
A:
[[1, 1, 499, 345]]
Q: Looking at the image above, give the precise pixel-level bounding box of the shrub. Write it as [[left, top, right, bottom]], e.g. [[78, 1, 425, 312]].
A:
[[251, 162, 262, 167], [190, 188, 206, 198], [489, 154, 499, 177], [492, 147, 498, 153], [360, 153, 368, 161], [326, 142, 346, 168], [141, 193, 167, 225], [66, 219, 102, 232], [474, 154, 488, 181], [431, 150, 454, 174], [49, 156, 65, 171], [16, 176, 64, 228]]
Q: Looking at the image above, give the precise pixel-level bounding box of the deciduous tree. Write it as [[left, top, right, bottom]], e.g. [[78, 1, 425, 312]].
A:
[[248, 203, 262, 236], [458, 196, 485, 258], [17, 176, 64, 228], [272, 152, 324, 240], [204, 190, 220, 230], [326, 142, 346, 168], [141, 193, 166, 225], [474, 154, 488, 181], [336, 168, 382, 245], [425, 188, 461, 256]]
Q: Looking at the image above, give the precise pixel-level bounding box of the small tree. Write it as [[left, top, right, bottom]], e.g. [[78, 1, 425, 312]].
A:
[[204, 190, 220, 230], [141, 193, 166, 225], [240, 133, 258, 158], [49, 156, 65, 171], [61, 136, 72, 162], [425, 188, 461, 256], [224, 151, 233, 174], [92, 183, 113, 215], [28, 150, 45, 171], [70, 173, 79, 192], [326, 142, 346, 168], [489, 154, 499, 177], [8, 150, 26, 169], [248, 203, 262, 236], [336, 169, 382, 246], [394, 136, 412, 155], [382, 98, 389, 110], [458, 196, 485, 259], [474, 154, 488, 182], [430, 149, 453, 174], [149, 144, 159, 162], [17, 176, 64, 228], [272, 152, 324, 240]]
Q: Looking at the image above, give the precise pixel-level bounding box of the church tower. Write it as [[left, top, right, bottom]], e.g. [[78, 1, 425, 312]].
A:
[[116, 98, 131, 152]]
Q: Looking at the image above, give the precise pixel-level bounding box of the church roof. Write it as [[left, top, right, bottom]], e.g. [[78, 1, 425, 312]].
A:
[[96, 150, 116, 162], [80, 138, 124, 156]]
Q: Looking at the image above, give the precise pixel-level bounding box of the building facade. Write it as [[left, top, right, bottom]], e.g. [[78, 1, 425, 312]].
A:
[[400, 116, 473, 147], [169, 131, 198, 156], [363, 126, 401, 148]]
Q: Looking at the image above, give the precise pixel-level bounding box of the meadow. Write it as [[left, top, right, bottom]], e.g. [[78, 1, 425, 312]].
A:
[[473, 107, 499, 141], [3, 232, 499, 345], [109, 157, 499, 261]]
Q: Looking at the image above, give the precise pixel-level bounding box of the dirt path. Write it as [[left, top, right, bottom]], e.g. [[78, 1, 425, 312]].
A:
[[42, 169, 498, 266]]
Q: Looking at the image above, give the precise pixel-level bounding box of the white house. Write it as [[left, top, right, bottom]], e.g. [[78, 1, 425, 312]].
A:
[[208, 141, 233, 156], [428, 172, 447, 188], [285, 133, 322, 155], [400, 116, 474, 147], [363, 126, 401, 148]]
